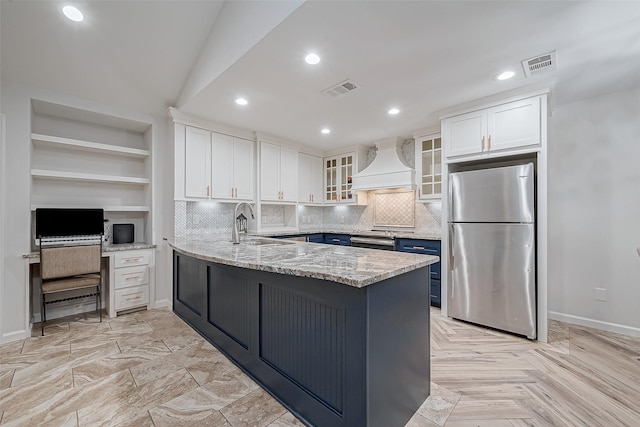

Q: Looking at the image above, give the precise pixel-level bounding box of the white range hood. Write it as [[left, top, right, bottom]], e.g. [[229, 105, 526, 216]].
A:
[[351, 137, 415, 191]]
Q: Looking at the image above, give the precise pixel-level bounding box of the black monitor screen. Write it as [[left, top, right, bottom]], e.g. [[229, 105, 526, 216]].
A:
[[36, 208, 104, 238]]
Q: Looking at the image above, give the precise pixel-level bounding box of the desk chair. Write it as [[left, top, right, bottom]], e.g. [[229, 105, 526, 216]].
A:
[[39, 243, 103, 336]]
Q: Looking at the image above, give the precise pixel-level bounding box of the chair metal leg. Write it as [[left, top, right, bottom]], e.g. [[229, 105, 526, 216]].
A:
[[97, 285, 102, 323], [41, 293, 46, 336]]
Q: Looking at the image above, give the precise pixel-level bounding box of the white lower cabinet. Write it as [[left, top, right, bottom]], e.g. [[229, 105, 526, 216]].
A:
[[108, 249, 154, 317]]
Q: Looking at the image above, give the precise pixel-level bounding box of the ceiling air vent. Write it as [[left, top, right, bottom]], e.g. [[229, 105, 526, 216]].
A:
[[521, 51, 557, 78], [323, 79, 359, 97]]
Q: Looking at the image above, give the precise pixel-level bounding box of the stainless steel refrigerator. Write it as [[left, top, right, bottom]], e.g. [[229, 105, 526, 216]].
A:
[[448, 163, 536, 339]]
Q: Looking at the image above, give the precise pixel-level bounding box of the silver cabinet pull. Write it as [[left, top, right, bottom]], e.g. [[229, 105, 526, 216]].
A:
[[481, 136, 485, 151]]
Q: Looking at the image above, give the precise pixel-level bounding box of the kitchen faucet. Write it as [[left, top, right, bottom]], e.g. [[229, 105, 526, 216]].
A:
[[232, 202, 255, 244]]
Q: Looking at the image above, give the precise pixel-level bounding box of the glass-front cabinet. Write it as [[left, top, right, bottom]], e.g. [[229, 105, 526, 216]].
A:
[[415, 133, 442, 200], [325, 153, 355, 203]]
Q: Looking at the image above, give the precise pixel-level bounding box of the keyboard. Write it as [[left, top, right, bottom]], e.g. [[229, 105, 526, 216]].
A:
[[37, 235, 103, 247]]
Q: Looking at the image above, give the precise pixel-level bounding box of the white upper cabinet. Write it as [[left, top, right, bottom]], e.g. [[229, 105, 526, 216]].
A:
[[415, 133, 442, 200], [183, 125, 254, 201], [232, 138, 254, 200], [324, 153, 356, 203], [185, 127, 211, 199], [298, 153, 323, 204], [211, 133, 254, 200], [260, 141, 298, 203], [443, 95, 543, 159]]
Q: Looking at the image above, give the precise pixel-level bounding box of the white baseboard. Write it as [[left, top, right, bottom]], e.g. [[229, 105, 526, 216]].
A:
[[2, 329, 30, 343], [548, 311, 640, 338], [152, 299, 172, 310]]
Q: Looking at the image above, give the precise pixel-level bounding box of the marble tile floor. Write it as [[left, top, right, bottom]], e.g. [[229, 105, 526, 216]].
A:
[[0, 307, 638, 426]]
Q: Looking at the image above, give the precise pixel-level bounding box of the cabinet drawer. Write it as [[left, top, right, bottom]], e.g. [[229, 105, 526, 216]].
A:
[[115, 285, 149, 311], [324, 234, 351, 246], [396, 239, 441, 279], [430, 279, 441, 308], [114, 266, 149, 290], [114, 251, 150, 268]]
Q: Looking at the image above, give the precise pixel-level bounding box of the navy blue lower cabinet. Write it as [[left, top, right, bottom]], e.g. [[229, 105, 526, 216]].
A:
[[323, 233, 351, 246], [396, 239, 441, 307], [306, 233, 324, 243], [173, 251, 430, 427]]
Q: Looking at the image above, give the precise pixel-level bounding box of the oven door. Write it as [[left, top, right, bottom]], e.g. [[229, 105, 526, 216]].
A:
[[350, 236, 395, 251]]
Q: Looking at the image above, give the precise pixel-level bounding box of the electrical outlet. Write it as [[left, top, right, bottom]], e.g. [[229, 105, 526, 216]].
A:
[[595, 288, 607, 302], [192, 214, 201, 225]]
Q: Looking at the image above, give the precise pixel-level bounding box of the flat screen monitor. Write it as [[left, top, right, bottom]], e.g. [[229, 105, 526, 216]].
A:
[[35, 208, 104, 238]]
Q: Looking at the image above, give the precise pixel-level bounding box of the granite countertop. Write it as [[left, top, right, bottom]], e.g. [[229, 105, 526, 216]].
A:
[[23, 242, 156, 259], [252, 229, 442, 240], [166, 235, 438, 288]]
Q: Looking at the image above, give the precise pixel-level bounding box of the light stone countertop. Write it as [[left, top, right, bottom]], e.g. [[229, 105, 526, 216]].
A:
[[166, 235, 438, 288]]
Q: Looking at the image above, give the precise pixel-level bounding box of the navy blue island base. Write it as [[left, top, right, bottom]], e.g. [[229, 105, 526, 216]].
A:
[[173, 251, 430, 427]]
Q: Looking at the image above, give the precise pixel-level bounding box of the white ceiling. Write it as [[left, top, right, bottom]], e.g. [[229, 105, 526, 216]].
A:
[[3, 1, 640, 151]]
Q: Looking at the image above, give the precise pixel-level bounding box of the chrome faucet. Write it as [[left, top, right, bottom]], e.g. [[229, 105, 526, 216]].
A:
[[232, 202, 255, 244]]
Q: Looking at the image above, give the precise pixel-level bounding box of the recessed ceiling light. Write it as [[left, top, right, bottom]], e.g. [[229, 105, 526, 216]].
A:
[[305, 53, 320, 65], [63, 5, 83, 22], [495, 71, 515, 81], [235, 98, 248, 106], [388, 107, 400, 115], [321, 128, 331, 134]]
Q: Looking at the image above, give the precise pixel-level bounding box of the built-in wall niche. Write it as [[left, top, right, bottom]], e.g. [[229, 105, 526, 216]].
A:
[[254, 204, 298, 231], [30, 99, 153, 243]]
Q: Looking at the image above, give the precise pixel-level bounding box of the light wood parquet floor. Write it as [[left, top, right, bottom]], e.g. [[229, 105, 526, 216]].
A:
[[0, 307, 638, 426]]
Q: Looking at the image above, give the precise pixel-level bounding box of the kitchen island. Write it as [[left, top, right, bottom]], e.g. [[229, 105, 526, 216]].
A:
[[167, 236, 438, 427]]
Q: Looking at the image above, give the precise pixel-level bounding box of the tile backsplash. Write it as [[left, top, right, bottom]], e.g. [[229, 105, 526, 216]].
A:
[[175, 198, 442, 237]]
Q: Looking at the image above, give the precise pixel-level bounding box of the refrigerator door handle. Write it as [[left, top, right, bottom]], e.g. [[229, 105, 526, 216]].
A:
[[448, 223, 454, 270]]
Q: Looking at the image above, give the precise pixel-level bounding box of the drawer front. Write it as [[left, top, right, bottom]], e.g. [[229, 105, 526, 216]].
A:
[[115, 285, 149, 311], [114, 265, 149, 290], [396, 239, 441, 279], [430, 279, 441, 307], [114, 251, 151, 268], [324, 234, 351, 246]]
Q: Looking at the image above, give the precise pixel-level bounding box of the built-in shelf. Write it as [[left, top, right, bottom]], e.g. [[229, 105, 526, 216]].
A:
[[30, 98, 154, 245], [30, 205, 150, 212], [31, 133, 150, 158], [31, 169, 150, 185]]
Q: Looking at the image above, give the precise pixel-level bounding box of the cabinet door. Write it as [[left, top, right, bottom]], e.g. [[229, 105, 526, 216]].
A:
[[298, 153, 312, 203], [279, 146, 298, 202], [309, 155, 323, 204], [415, 134, 442, 200], [339, 154, 354, 201], [324, 156, 338, 203], [443, 110, 486, 158], [210, 132, 234, 199], [185, 127, 211, 198], [487, 97, 541, 152], [260, 142, 281, 201], [233, 138, 254, 200]]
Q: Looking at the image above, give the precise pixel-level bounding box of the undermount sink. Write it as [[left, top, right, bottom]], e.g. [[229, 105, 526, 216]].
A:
[[238, 238, 295, 246]]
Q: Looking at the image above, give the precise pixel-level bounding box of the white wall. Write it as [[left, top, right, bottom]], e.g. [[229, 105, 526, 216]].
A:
[[548, 86, 640, 336], [0, 79, 173, 343]]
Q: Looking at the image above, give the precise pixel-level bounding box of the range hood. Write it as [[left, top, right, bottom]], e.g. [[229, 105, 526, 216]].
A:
[[351, 137, 415, 191]]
